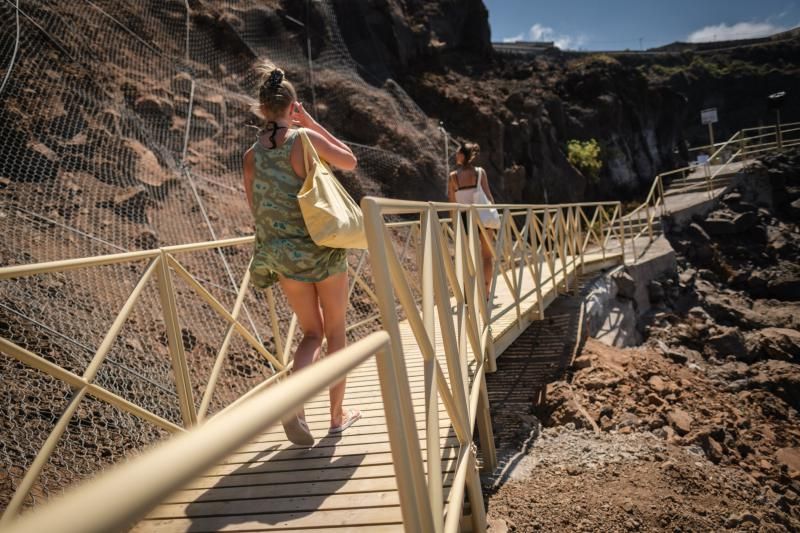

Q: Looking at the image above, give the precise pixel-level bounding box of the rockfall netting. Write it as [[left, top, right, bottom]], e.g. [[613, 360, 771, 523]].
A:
[[0, 0, 444, 512]]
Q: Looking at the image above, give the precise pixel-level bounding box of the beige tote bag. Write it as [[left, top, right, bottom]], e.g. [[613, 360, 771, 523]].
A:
[[296, 129, 368, 249]]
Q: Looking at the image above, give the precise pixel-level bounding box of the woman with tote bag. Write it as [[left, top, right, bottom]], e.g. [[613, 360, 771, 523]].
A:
[[447, 142, 498, 301], [243, 63, 361, 445]]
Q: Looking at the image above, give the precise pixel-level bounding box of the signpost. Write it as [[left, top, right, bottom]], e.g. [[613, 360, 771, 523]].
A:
[[768, 92, 786, 149], [700, 108, 718, 162]]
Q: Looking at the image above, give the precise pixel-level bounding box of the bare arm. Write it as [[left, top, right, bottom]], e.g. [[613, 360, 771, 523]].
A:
[[289, 103, 357, 173], [305, 128, 357, 170], [448, 171, 460, 226], [243, 148, 255, 211], [447, 171, 458, 202]]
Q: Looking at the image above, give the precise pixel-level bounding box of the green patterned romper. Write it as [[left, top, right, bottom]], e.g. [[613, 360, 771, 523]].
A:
[[249, 128, 347, 288]]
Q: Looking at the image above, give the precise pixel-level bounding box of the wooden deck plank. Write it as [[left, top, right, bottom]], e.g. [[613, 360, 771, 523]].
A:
[[149, 491, 404, 520], [220, 440, 458, 466], [151, 484, 456, 520], [204, 447, 459, 478], [136, 252, 620, 531], [247, 411, 455, 443], [238, 430, 459, 452], [166, 457, 457, 492], [135, 507, 406, 531], [165, 473, 456, 505]]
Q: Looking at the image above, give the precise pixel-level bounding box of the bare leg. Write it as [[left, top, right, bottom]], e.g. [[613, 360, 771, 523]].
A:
[[279, 276, 324, 423], [315, 271, 350, 428]]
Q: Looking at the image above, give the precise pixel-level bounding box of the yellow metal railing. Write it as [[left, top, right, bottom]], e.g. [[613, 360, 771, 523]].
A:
[[3, 116, 794, 529], [0, 230, 419, 522], [0, 331, 392, 533], [361, 197, 625, 532], [624, 118, 799, 259], [1, 197, 627, 532]]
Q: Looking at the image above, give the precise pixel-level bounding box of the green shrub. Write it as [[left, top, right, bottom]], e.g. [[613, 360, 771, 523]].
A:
[[567, 139, 603, 181]]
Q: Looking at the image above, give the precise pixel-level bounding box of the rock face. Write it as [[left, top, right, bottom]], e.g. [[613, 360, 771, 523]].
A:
[[330, 4, 800, 202], [747, 328, 800, 362], [3, 1, 799, 209], [647, 152, 800, 369], [331, 0, 491, 79]]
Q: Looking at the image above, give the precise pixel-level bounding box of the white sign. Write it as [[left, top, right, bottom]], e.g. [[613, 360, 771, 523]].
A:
[[701, 108, 718, 125]]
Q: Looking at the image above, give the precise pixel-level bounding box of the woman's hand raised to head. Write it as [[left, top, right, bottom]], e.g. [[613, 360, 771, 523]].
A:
[[288, 102, 357, 174], [290, 102, 314, 129], [290, 125, 358, 175]]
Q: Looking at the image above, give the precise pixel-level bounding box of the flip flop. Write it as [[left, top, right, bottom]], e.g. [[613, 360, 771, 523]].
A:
[[281, 415, 314, 446], [329, 409, 361, 434]]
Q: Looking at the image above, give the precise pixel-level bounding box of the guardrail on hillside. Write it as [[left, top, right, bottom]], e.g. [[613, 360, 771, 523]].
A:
[[3, 115, 795, 526], [0, 232, 414, 521], [1, 331, 392, 533], [624, 119, 800, 257], [0, 222, 421, 523], [362, 197, 625, 532], [1, 197, 627, 531]]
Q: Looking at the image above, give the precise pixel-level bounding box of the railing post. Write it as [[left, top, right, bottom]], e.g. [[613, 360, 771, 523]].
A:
[[529, 210, 545, 319], [361, 199, 437, 533], [545, 209, 558, 293], [575, 207, 585, 275], [465, 445, 488, 532], [156, 250, 197, 428], [475, 379, 497, 472], [453, 210, 472, 386], [739, 129, 745, 157], [568, 207, 579, 295], [421, 210, 444, 531], [599, 207, 607, 261], [555, 208, 569, 292]]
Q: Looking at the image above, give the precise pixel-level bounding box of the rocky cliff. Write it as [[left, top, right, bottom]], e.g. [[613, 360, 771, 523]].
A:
[[3, 0, 798, 217], [330, 1, 800, 203]]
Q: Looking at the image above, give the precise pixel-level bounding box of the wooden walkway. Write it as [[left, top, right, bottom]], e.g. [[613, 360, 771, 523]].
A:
[[134, 252, 620, 532]]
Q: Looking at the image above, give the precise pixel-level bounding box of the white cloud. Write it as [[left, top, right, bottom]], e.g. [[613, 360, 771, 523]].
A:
[[503, 23, 585, 50], [528, 23, 554, 41], [687, 21, 788, 42], [502, 33, 524, 43]]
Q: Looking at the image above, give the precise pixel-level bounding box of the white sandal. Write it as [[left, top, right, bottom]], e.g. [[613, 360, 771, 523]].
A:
[[329, 409, 361, 434]]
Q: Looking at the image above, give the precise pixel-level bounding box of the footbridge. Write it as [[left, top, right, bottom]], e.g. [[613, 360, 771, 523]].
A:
[[0, 121, 797, 532]]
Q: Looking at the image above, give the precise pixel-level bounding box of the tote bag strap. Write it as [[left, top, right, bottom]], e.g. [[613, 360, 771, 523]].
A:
[[297, 128, 320, 174], [475, 167, 489, 201]]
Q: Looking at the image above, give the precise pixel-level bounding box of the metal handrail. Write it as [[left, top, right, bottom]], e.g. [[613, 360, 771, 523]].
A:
[[361, 196, 625, 532], [622, 118, 797, 261], [4, 112, 794, 528], [1, 331, 391, 533], [0, 224, 422, 521]]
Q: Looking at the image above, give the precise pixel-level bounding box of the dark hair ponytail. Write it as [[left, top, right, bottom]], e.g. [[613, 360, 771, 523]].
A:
[[254, 61, 297, 120], [458, 142, 480, 165]]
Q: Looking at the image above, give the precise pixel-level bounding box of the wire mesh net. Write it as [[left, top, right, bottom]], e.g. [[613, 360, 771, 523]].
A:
[[0, 0, 445, 513]]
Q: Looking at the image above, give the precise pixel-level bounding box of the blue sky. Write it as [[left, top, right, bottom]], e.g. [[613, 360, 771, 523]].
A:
[[484, 0, 800, 50]]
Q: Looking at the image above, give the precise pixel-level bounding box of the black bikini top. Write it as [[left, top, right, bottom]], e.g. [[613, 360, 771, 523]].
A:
[[453, 167, 481, 191]]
